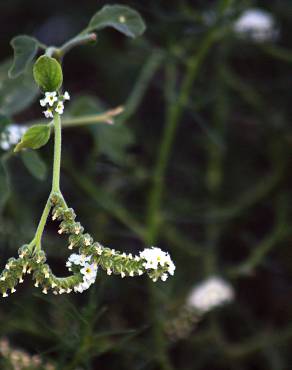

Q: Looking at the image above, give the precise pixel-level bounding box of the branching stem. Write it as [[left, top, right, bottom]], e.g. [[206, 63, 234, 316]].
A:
[[31, 113, 63, 252]]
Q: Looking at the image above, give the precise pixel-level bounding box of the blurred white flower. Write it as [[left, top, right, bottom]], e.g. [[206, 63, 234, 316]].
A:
[[187, 276, 234, 313], [0, 124, 27, 151], [234, 8, 278, 42]]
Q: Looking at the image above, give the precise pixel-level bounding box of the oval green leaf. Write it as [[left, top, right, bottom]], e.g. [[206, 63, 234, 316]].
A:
[[33, 56, 63, 92], [8, 35, 39, 79], [86, 5, 146, 38], [14, 124, 51, 152]]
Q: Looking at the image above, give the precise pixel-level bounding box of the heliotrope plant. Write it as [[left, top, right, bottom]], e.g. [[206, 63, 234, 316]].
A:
[[0, 5, 175, 297]]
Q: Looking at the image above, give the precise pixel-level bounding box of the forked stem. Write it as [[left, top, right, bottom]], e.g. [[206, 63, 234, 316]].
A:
[[32, 113, 63, 251]]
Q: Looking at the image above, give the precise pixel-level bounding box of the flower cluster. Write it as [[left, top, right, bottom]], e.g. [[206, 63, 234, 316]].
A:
[[40, 91, 70, 119], [0, 337, 55, 370], [0, 124, 27, 151], [0, 193, 175, 298], [234, 8, 278, 43], [186, 276, 234, 313], [140, 247, 175, 281], [51, 193, 175, 284], [66, 253, 98, 293]]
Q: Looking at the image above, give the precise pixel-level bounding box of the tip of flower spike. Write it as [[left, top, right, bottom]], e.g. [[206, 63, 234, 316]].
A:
[[140, 246, 175, 281], [40, 91, 70, 118]]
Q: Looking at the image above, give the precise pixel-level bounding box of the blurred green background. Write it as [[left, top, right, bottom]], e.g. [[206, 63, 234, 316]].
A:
[[1, 0, 292, 369]]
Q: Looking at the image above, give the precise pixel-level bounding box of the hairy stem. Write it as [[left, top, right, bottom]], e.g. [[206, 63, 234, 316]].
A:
[[34, 198, 51, 251], [52, 113, 62, 193], [59, 33, 97, 58], [32, 114, 63, 251]]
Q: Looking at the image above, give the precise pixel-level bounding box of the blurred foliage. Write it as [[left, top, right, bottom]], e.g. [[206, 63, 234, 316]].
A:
[[1, 0, 292, 369]]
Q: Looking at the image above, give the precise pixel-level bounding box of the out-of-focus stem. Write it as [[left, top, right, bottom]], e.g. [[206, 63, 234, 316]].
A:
[[145, 29, 219, 370], [146, 29, 218, 245]]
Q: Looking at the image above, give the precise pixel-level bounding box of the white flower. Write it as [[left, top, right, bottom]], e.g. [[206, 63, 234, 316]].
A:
[[140, 247, 175, 273], [79, 255, 91, 266], [41, 92, 58, 107], [40, 98, 47, 107], [80, 263, 98, 283], [43, 108, 54, 119], [161, 273, 168, 282], [68, 254, 98, 294], [63, 91, 70, 100], [0, 124, 27, 151], [74, 281, 90, 293], [187, 276, 234, 313], [55, 101, 64, 115], [67, 253, 90, 267], [234, 8, 278, 42]]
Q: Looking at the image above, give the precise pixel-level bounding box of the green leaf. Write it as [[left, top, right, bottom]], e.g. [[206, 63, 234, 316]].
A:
[[86, 5, 146, 38], [20, 150, 47, 181], [0, 59, 38, 116], [8, 35, 39, 79], [14, 124, 51, 152], [33, 56, 63, 92]]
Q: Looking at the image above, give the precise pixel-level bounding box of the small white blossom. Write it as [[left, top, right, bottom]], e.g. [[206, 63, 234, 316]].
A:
[[43, 108, 54, 119], [187, 276, 234, 313], [55, 101, 64, 115], [161, 273, 168, 282], [63, 91, 70, 100], [80, 263, 98, 283], [234, 8, 278, 42], [42, 92, 58, 107], [40, 98, 47, 107], [67, 253, 90, 267]]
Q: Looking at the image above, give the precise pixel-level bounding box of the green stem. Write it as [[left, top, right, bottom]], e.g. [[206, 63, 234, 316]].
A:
[[59, 33, 97, 58], [146, 29, 217, 244], [145, 29, 218, 370], [32, 114, 63, 251], [34, 198, 51, 251], [52, 113, 62, 193], [25, 108, 124, 130]]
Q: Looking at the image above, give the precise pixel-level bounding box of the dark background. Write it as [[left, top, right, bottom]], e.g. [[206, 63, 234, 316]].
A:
[[1, 0, 292, 369]]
